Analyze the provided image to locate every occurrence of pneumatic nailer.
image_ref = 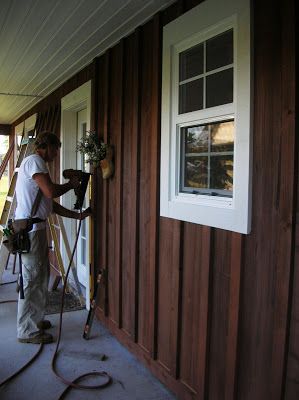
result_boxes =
[63,169,91,209]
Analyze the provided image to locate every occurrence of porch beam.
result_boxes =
[0,124,11,135]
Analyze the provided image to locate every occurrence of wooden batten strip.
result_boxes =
[98,50,111,317]
[137,18,161,354]
[118,40,125,329]
[156,218,185,377]
[174,221,184,378]
[89,59,99,297]
[270,0,296,396]
[107,41,124,328]
[95,57,105,313]
[120,27,142,342]
[152,12,162,360]
[197,225,212,399]
[103,50,110,317]
[133,27,141,343]
[178,224,213,396]
[225,233,243,400]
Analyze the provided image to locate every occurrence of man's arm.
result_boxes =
[33,173,79,199]
[53,201,92,220]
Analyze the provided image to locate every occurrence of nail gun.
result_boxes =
[63,169,91,209]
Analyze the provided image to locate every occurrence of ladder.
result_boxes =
[0,137,85,307]
[0,138,34,282]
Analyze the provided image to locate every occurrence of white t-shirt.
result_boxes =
[14,154,53,231]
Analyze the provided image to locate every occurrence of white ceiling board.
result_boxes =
[0,0,175,124]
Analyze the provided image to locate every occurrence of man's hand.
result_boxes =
[34,172,76,199]
[78,207,92,220]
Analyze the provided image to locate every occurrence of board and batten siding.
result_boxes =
[94,0,297,399]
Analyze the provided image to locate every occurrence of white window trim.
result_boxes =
[160,0,252,234]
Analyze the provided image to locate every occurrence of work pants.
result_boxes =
[17,229,49,339]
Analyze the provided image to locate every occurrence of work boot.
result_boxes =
[37,320,52,330]
[18,332,54,344]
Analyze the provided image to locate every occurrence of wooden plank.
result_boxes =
[225,233,243,400]
[237,1,296,399]
[96,51,110,315]
[121,29,141,340]
[89,59,98,300]
[179,224,211,396]
[207,229,232,400]
[284,43,299,395]
[270,0,296,398]
[151,13,162,360]
[285,195,299,399]
[137,16,160,355]
[157,218,182,375]
[107,42,124,327]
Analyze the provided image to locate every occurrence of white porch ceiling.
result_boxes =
[0,0,174,124]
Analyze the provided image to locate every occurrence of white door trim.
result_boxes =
[60,81,91,309]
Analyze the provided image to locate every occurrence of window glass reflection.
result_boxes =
[184,156,208,189]
[179,43,204,81]
[206,29,233,72]
[178,29,234,114]
[179,79,203,114]
[180,120,234,196]
[210,155,233,191]
[210,121,234,152]
[206,68,233,108]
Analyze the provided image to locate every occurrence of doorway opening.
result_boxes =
[61,81,91,309]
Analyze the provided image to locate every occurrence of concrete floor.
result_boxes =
[0,264,176,400]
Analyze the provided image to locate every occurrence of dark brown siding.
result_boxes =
[237,1,296,399]
[94,1,296,399]
[137,15,161,356]
[284,2,299,392]
[285,157,299,400]
[121,30,141,339]
[107,42,124,327]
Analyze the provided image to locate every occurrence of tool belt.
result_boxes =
[3,217,45,254]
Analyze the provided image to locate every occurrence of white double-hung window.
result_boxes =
[160,0,252,233]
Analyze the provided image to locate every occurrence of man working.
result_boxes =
[15,131,91,344]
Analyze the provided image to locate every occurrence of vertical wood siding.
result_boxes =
[137,16,160,355]
[107,42,124,327]
[284,0,298,390]
[121,30,140,339]
[94,1,296,399]
[285,155,299,400]
[237,1,296,399]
